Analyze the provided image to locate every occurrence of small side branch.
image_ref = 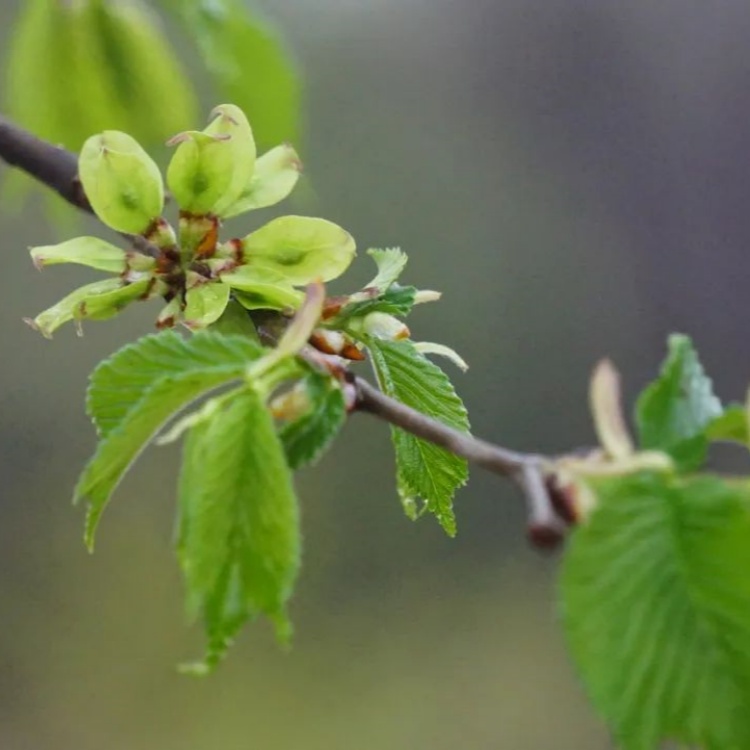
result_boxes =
[0,113,570,546]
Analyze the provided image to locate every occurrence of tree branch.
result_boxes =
[0,113,570,546]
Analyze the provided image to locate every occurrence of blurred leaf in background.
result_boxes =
[2,0,300,221]
[160,0,301,150]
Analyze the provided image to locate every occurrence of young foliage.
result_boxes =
[161,0,301,150]
[278,370,347,470]
[177,387,300,674]
[367,339,469,535]
[561,471,750,750]
[635,334,723,471]
[24,102,471,672]
[706,404,749,445]
[77,332,265,549]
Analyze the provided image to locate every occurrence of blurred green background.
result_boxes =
[3,1,750,747]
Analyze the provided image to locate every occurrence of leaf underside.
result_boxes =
[561,471,750,750]
[367,338,469,535]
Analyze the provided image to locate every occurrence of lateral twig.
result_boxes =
[0,113,569,545]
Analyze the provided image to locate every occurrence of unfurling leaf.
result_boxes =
[30,236,129,273]
[367,338,469,535]
[635,334,722,471]
[413,342,468,372]
[361,311,410,341]
[279,371,347,470]
[365,247,407,291]
[177,387,300,673]
[78,130,164,234]
[167,103,256,216]
[236,216,356,285]
[222,143,302,218]
[561,471,750,749]
[590,359,634,460]
[335,284,417,322]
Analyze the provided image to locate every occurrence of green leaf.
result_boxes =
[339,284,417,322]
[561,471,750,749]
[183,282,231,330]
[87,330,263,438]
[279,371,347,470]
[177,387,300,672]
[79,130,165,234]
[635,334,722,471]
[222,143,302,218]
[77,332,266,547]
[706,404,749,445]
[163,0,300,151]
[365,248,408,291]
[87,0,198,145]
[367,339,469,535]
[237,215,356,285]
[210,298,261,340]
[29,236,129,273]
[3,0,197,220]
[4,0,68,150]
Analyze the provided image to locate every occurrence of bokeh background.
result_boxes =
[2,1,750,747]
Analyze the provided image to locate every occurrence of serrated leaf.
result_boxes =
[706,404,749,445]
[561,471,750,749]
[635,334,722,471]
[79,333,265,544]
[177,387,300,672]
[183,282,231,330]
[367,339,469,535]
[222,143,302,218]
[365,248,407,290]
[30,236,129,273]
[339,284,417,322]
[237,215,356,285]
[87,330,263,438]
[77,342,261,550]
[279,371,346,470]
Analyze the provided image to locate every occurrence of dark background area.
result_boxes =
[2,1,749,747]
